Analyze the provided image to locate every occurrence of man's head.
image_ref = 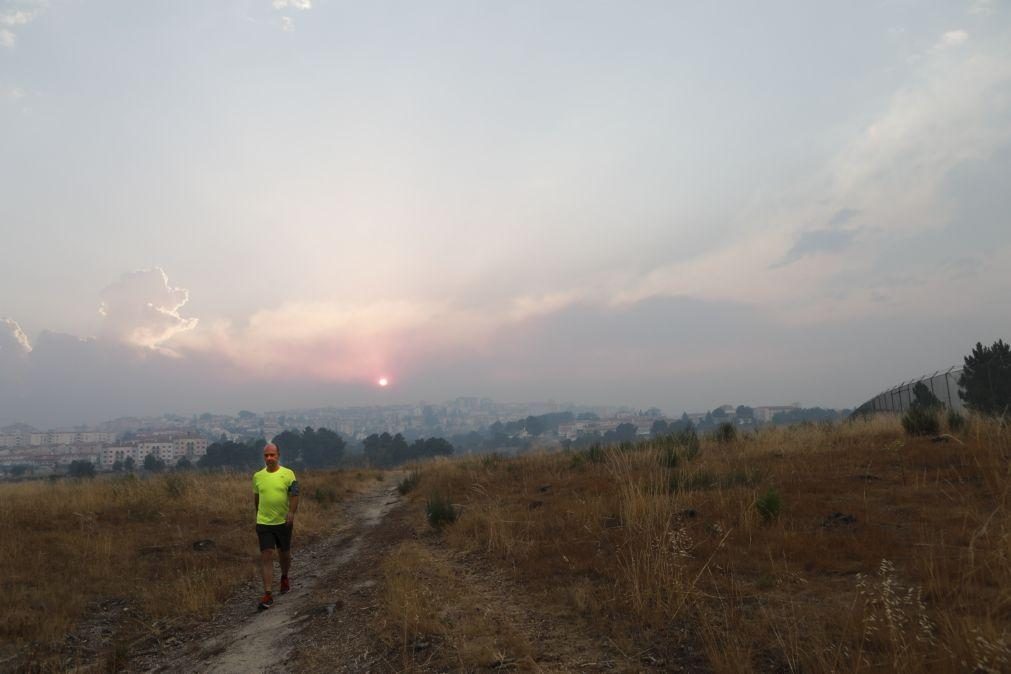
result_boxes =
[263,443,280,471]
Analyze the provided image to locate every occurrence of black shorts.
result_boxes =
[256,523,293,552]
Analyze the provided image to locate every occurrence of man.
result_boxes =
[253,442,299,611]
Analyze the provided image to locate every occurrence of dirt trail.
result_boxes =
[133,477,402,674]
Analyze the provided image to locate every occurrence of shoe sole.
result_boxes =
[257,603,273,611]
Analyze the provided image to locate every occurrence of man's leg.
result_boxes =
[279,549,291,578]
[260,548,274,593]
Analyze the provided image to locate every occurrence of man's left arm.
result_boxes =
[286,478,299,525]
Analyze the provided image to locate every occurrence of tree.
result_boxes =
[238,410,257,419]
[736,405,754,420]
[112,459,124,472]
[176,456,193,470]
[144,454,166,472]
[910,382,942,412]
[124,456,136,471]
[68,460,95,478]
[958,340,1011,416]
[650,419,669,437]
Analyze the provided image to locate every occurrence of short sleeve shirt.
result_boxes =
[253,466,298,525]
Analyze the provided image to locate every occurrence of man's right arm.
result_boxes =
[253,493,259,515]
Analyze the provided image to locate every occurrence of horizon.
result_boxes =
[2,1,1009,428]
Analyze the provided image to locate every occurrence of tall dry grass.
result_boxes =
[399,414,1010,672]
[0,468,377,668]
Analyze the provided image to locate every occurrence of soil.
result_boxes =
[128,474,669,673]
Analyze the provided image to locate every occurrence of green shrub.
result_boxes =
[756,488,782,523]
[569,452,586,470]
[397,471,421,495]
[947,409,967,433]
[714,422,737,444]
[311,486,339,508]
[163,473,189,498]
[426,492,458,528]
[902,406,941,436]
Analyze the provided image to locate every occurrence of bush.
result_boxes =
[67,460,95,479]
[397,471,421,495]
[756,487,782,523]
[714,422,737,444]
[311,486,339,508]
[902,407,941,436]
[426,492,458,528]
[947,409,967,433]
[163,473,189,498]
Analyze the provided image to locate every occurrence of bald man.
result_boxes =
[252,442,299,611]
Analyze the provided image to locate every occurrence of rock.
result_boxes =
[528,500,544,510]
[192,539,216,552]
[538,484,552,493]
[823,512,857,527]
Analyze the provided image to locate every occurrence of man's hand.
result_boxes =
[285,511,295,526]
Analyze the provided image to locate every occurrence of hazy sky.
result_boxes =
[2,1,1010,427]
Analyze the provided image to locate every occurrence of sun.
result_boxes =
[377,377,389,387]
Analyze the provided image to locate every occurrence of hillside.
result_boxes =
[2,414,1007,672]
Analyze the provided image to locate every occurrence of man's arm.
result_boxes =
[253,493,259,515]
[286,495,298,526]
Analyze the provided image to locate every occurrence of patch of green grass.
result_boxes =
[397,471,421,495]
[755,487,782,523]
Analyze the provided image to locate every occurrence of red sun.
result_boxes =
[377,377,389,387]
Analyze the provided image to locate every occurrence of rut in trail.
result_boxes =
[132,478,402,674]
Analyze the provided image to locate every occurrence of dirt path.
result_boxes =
[131,477,403,673]
[130,474,677,673]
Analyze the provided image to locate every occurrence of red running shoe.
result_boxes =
[280,576,291,594]
[257,593,274,611]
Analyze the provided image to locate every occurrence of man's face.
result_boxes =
[263,446,279,470]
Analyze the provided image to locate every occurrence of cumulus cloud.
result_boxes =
[279,15,294,32]
[98,268,198,353]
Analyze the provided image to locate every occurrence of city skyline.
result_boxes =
[2,1,1010,427]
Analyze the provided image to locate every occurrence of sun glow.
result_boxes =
[377,377,389,387]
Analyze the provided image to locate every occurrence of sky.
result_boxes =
[1,0,1010,428]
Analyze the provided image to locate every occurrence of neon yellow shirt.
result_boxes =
[252,466,298,525]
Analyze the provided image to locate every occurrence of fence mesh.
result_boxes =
[855,366,965,415]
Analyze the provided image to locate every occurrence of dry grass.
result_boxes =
[378,541,534,671]
[0,467,380,668]
[395,414,1010,672]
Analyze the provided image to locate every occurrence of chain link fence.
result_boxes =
[855,366,965,415]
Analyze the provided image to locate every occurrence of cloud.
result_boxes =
[0,2,44,49]
[969,0,995,16]
[0,318,32,355]
[98,268,198,353]
[280,15,294,32]
[774,228,858,268]
[611,29,1011,325]
[936,30,969,50]
[272,0,311,9]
